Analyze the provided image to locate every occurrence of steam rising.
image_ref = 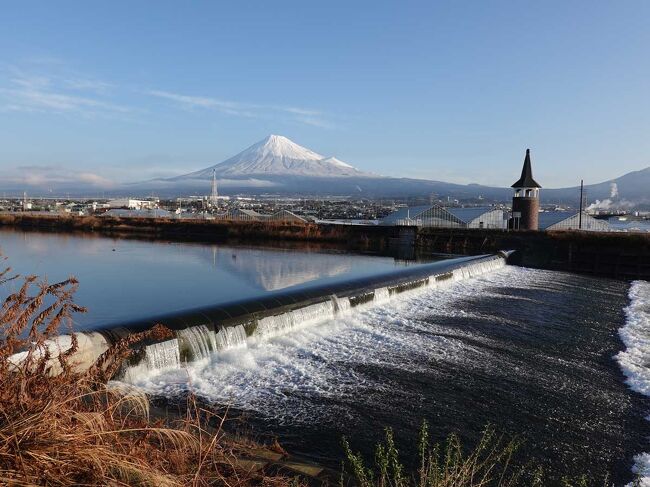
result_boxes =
[586,182,633,211]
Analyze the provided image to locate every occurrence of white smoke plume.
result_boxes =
[586,181,635,211]
[587,199,634,211]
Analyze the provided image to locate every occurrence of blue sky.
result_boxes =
[1,0,649,189]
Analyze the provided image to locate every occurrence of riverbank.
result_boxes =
[0,212,390,249]
[1,212,650,279]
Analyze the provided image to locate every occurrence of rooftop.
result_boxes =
[511,149,542,189]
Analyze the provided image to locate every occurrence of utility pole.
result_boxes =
[578,179,584,230]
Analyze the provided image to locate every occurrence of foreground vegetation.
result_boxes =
[342,422,631,487]
[0,251,295,486]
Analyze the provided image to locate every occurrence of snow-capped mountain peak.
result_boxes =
[249,134,323,161]
[176,135,373,179]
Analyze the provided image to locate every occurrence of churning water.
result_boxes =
[616,281,650,484]
[121,266,650,485]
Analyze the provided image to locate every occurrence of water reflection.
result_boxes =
[208,246,354,291]
[0,229,419,329]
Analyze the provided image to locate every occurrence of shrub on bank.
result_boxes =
[342,421,637,487]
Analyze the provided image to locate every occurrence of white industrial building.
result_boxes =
[538,211,610,231]
[215,208,265,221]
[380,205,507,229]
[267,209,307,223]
[107,198,157,210]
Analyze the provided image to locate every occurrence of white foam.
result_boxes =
[117,257,503,380]
[117,264,525,424]
[616,280,650,485]
[632,452,650,487]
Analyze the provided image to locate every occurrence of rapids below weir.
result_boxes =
[118,264,650,485]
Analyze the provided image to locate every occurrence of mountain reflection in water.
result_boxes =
[0,229,433,329]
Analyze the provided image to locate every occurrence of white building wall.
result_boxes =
[547,213,610,231]
[107,199,156,210]
[466,210,507,229]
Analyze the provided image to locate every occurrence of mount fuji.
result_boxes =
[142,134,493,197]
[171,135,373,179]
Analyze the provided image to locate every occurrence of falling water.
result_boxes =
[121,255,506,381]
[331,295,351,314]
[177,325,217,362]
[145,339,181,369]
[255,301,335,339]
[214,324,248,350]
[374,287,390,303]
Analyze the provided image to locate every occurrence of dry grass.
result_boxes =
[342,423,526,487]
[0,250,297,486]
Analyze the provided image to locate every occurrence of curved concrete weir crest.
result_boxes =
[13,253,510,376]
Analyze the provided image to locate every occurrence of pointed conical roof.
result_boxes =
[511,149,541,188]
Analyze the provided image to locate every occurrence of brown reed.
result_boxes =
[0,250,296,486]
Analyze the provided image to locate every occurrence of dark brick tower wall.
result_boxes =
[512,196,540,230]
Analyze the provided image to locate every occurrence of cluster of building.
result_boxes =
[378,149,612,232]
[3,151,645,232]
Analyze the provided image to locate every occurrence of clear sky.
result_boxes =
[1,0,649,189]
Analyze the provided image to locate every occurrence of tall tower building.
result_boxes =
[209,169,218,208]
[511,149,541,230]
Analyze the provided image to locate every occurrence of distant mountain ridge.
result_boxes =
[2,134,648,207]
[148,135,648,206]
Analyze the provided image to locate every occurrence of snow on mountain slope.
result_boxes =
[175,135,374,179]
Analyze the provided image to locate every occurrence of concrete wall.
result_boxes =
[416,227,650,280]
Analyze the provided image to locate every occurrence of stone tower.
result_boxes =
[511,149,541,230]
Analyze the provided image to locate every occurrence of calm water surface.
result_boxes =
[0,229,421,329]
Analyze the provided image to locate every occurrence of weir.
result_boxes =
[20,253,509,376]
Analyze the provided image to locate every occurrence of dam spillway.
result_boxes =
[53,253,508,378]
